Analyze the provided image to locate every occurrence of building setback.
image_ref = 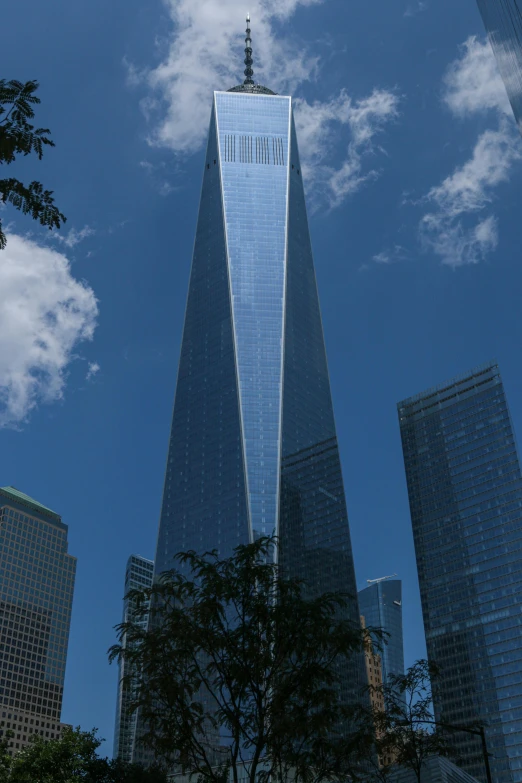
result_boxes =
[397,362,522,783]
[475,0,522,134]
[151,13,366,725]
[0,486,76,754]
[113,554,154,763]
[358,578,405,687]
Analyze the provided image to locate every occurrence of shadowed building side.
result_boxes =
[398,362,522,783]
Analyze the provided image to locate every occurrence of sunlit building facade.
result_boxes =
[0,486,76,755]
[476,0,522,133]
[152,16,365,723]
[358,578,405,687]
[398,362,522,783]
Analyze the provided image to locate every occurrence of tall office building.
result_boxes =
[0,486,76,755]
[114,554,154,763]
[476,0,522,133]
[153,15,365,703]
[358,578,405,687]
[398,362,522,783]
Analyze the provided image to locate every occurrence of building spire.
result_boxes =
[243,13,254,85]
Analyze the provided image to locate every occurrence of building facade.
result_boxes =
[398,362,522,783]
[152,15,365,717]
[476,0,522,134]
[0,486,76,755]
[359,578,405,687]
[113,554,154,763]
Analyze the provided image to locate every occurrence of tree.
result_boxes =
[368,660,454,783]
[109,537,375,783]
[0,733,13,783]
[0,79,66,249]
[7,726,166,783]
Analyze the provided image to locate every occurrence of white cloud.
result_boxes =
[443,36,512,118]
[51,225,95,248]
[0,234,98,427]
[138,0,322,155]
[373,245,408,264]
[418,37,522,267]
[131,0,398,207]
[420,124,521,266]
[293,88,400,209]
[86,362,100,381]
[404,1,428,18]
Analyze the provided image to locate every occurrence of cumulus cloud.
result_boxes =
[293,88,400,209]
[443,36,512,118]
[132,0,398,206]
[420,124,521,266]
[138,0,322,155]
[0,234,98,427]
[86,362,100,381]
[418,37,522,267]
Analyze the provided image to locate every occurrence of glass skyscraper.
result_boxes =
[114,554,154,763]
[0,486,76,755]
[153,18,365,704]
[398,362,522,783]
[476,0,522,133]
[358,578,405,687]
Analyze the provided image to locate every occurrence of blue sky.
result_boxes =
[2,0,522,758]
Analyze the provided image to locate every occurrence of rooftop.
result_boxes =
[0,486,61,522]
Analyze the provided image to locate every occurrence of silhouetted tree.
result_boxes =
[0,79,66,249]
[368,660,453,783]
[109,537,376,783]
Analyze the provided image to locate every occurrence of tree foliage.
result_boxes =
[0,79,66,249]
[109,537,375,783]
[0,726,166,783]
[367,660,454,783]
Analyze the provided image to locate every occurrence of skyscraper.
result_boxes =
[358,578,405,687]
[114,554,154,763]
[0,486,76,755]
[476,0,522,133]
[153,16,365,701]
[397,362,522,783]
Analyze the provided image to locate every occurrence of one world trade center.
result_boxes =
[151,17,365,710]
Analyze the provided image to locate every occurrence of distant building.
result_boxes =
[389,756,482,783]
[358,578,405,687]
[113,554,154,763]
[0,486,76,755]
[398,362,522,783]
[361,614,385,711]
[361,613,396,769]
[476,0,522,134]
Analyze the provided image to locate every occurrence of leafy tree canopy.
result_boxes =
[0,79,66,249]
[0,726,166,783]
[109,537,377,783]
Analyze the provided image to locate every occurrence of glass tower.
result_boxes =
[114,554,154,763]
[358,578,405,687]
[476,0,522,134]
[0,486,76,755]
[153,18,365,704]
[398,362,522,783]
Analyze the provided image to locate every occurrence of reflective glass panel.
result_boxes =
[398,363,522,783]
[215,91,290,540]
